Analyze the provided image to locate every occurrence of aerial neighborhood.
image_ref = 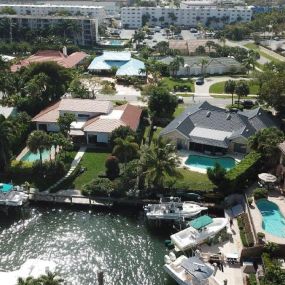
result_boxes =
[1,0,285,284]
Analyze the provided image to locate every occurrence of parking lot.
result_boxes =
[119,28,205,47]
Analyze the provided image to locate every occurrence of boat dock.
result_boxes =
[27,191,216,209]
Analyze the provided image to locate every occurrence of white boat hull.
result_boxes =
[171,218,228,251]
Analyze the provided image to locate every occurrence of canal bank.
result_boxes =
[0,206,177,285]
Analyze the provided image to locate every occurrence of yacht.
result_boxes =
[171,215,228,251]
[144,197,208,221]
[0,184,28,206]
[164,253,220,285]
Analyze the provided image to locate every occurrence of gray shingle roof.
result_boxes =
[160,101,279,148]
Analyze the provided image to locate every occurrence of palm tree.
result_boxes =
[0,115,14,171]
[112,135,139,166]
[27,130,51,166]
[141,137,182,189]
[224,80,236,106]
[205,40,216,53]
[199,58,209,76]
[38,271,64,285]
[169,56,184,77]
[17,276,40,285]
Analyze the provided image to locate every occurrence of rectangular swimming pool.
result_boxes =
[185,154,236,170]
[21,147,54,163]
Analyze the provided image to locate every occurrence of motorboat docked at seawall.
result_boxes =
[0,259,56,285]
[0,183,29,206]
[144,197,208,221]
[164,253,220,285]
[171,215,228,251]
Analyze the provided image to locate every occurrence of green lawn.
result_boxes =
[161,77,194,92]
[176,93,193,97]
[209,80,259,95]
[73,149,110,189]
[173,168,214,191]
[173,106,185,118]
[244,43,282,63]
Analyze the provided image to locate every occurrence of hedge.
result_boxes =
[237,213,254,247]
[8,160,33,177]
[246,274,258,285]
[225,151,262,192]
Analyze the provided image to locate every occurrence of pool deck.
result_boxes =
[247,188,285,245]
[178,150,243,174]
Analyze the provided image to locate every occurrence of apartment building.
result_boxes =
[0,4,106,22]
[0,15,98,46]
[121,6,252,28]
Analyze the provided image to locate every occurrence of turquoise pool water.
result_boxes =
[0,183,13,193]
[256,199,285,238]
[21,147,53,162]
[185,154,236,170]
[109,39,125,46]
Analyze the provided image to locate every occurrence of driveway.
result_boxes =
[194,76,249,97]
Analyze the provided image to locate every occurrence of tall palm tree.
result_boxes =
[224,80,236,106]
[112,135,139,166]
[199,58,209,76]
[27,130,51,166]
[169,56,184,77]
[141,137,182,189]
[38,271,64,285]
[0,115,14,171]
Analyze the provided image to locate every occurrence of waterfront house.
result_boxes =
[160,101,277,154]
[158,56,243,76]
[32,99,142,144]
[11,49,88,72]
[88,51,146,77]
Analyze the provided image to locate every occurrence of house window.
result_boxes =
[78,114,90,118]
[88,135,97,144]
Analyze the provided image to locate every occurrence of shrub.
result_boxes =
[246,274,257,285]
[105,156,120,180]
[237,213,254,247]
[225,151,262,192]
[82,178,114,197]
[248,197,253,205]
[207,163,227,188]
[253,188,268,200]
[257,232,265,239]
[8,160,33,177]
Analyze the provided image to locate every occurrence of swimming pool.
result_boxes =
[0,183,13,193]
[185,154,236,170]
[21,147,53,163]
[101,39,126,46]
[256,199,285,238]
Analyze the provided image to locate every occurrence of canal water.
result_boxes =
[0,207,177,285]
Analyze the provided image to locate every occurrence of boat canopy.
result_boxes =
[181,256,214,280]
[189,215,213,230]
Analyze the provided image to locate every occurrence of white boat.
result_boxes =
[0,259,56,285]
[164,253,221,285]
[144,197,208,221]
[171,215,228,251]
[0,190,28,206]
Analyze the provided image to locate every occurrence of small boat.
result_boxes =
[144,197,208,221]
[164,253,219,285]
[171,215,228,251]
[0,184,28,207]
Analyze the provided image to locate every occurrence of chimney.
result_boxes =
[63,46,67,57]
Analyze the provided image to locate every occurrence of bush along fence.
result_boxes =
[237,213,255,247]
[225,151,262,192]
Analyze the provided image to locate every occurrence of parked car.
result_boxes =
[190,28,198,33]
[196,77,204,85]
[177,96,184,103]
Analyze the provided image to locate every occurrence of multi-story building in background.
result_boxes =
[0,4,106,22]
[121,6,252,28]
[0,14,98,46]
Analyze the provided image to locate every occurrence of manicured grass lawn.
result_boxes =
[244,43,282,63]
[173,168,214,191]
[161,77,195,92]
[173,106,185,117]
[73,149,110,189]
[176,93,193,97]
[209,80,259,95]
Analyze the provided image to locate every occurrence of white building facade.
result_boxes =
[0,4,106,22]
[121,6,252,28]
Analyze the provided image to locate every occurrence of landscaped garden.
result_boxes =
[209,80,259,95]
[161,77,194,93]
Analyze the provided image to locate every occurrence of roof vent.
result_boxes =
[226,114,231,120]
[206,111,211,117]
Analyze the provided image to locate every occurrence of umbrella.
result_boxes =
[258,173,277,183]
